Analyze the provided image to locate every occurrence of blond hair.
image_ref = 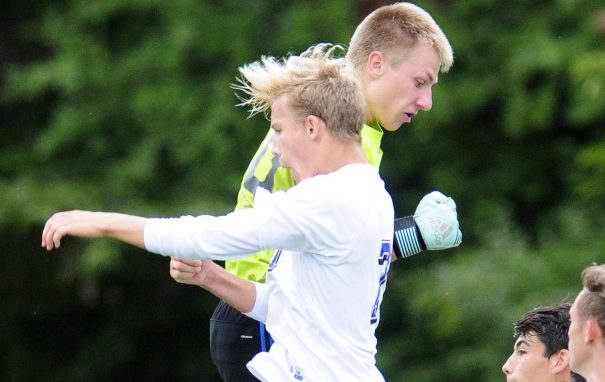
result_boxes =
[578,264,605,332]
[233,44,366,142]
[346,2,453,73]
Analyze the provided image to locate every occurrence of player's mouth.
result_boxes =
[403,112,415,123]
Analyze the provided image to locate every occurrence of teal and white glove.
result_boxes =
[413,191,462,250]
[392,191,462,260]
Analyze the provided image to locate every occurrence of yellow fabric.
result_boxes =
[225,122,384,281]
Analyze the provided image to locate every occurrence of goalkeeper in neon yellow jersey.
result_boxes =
[207,3,462,382]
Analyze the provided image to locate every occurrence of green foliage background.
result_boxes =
[1,0,604,381]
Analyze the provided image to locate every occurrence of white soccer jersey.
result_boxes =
[144,163,394,382]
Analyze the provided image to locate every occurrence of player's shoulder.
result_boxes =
[295,164,383,205]
[331,163,382,188]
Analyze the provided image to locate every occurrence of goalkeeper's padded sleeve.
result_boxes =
[392,215,426,259]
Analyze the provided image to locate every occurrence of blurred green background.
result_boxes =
[2,0,605,381]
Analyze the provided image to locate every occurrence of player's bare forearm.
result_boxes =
[170,257,256,314]
[205,264,257,314]
[42,210,146,250]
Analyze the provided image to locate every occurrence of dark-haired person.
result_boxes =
[502,303,585,382]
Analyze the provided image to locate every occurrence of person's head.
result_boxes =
[569,264,605,379]
[502,303,585,382]
[234,44,366,181]
[346,2,453,131]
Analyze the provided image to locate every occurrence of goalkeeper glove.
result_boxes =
[392,191,462,259]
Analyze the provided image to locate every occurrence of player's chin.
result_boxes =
[382,121,404,132]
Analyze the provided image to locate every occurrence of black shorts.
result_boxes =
[209,300,272,382]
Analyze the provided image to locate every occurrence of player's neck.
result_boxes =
[313,141,367,176]
[580,353,605,382]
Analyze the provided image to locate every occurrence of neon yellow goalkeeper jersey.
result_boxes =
[225,122,384,282]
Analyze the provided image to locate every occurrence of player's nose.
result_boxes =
[417,89,433,111]
[270,142,280,157]
[501,355,514,375]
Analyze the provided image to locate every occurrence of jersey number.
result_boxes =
[370,240,391,324]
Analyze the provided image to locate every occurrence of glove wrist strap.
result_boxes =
[393,216,426,259]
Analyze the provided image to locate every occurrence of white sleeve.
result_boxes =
[143,182,346,260]
[144,209,269,260]
[244,281,269,322]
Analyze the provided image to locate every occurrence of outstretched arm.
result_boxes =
[41,211,261,316]
[42,208,268,261]
[170,257,258,316]
[42,210,147,251]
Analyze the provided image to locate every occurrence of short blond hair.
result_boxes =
[346,2,453,73]
[233,44,365,143]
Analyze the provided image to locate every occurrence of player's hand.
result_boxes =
[42,210,105,251]
[414,191,462,250]
[170,257,214,287]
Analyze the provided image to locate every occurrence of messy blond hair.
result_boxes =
[232,44,365,143]
[346,2,453,73]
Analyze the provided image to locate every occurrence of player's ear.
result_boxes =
[367,51,385,78]
[586,318,602,343]
[305,115,324,139]
[550,349,570,375]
